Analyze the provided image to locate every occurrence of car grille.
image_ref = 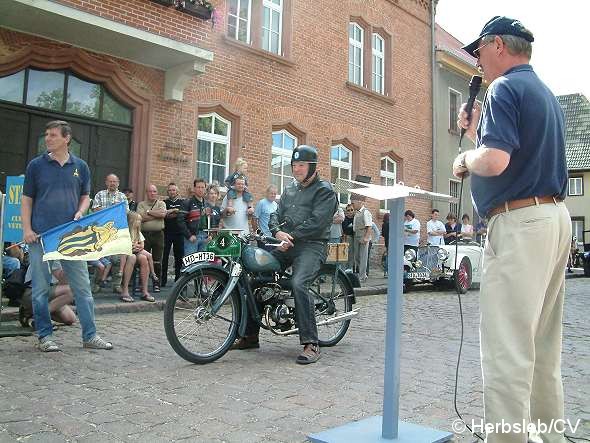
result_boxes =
[417,246,441,271]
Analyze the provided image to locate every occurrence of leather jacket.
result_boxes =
[269,175,338,242]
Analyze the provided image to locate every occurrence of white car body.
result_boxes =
[403,241,484,291]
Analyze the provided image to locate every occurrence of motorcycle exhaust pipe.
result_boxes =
[268,310,359,336]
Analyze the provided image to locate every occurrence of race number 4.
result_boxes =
[182,252,215,267]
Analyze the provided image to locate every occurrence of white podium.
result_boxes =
[309,181,456,443]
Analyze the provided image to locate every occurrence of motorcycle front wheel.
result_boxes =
[310,267,353,347]
[164,267,240,364]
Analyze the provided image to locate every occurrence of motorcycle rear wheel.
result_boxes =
[164,268,240,364]
[311,267,353,347]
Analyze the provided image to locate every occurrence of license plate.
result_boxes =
[406,271,430,280]
[182,252,215,267]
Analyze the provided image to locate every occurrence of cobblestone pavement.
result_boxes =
[0,279,588,442]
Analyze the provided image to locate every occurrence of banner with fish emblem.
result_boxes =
[41,201,132,261]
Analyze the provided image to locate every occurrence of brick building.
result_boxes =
[0,0,433,222]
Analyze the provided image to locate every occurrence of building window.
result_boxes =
[271,129,297,192]
[196,113,230,185]
[262,0,282,55]
[227,0,251,43]
[372,34,384,94]
[0,68,132,125]
[571,218,585,245]
[331,145,352,205]
[379,157,397,211]
[568,176,583,196]
[449,179,460,215]
[348,22,363,86]
[449,88,462,133]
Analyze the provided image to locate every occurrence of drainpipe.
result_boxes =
[431,0,438,195]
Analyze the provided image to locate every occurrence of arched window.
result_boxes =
[380,156,397,211]
[196,113,231,185]
[348,22,364,86]
[331,144,353,204]
[271,129,297,192]
[0,68,132,125]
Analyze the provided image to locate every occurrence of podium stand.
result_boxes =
[309,182,455,443]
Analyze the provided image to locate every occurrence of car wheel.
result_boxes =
[454,257,472,294]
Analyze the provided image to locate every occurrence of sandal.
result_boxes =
[296,343,321,365]
[141,294,155,303]
[119,294,134,303]
[151,274,161,293]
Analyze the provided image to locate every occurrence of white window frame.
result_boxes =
[196,113,231,186]
[449,179,460,216]
[449,88,462,132]
[331,144,353,205]
[227,0,252,44]
[348,22,363,86]
[271,129,297,194]
[262,0,283,55]
[372,33,385,94]
[568,176,583,196]
[571,219,584,246]
[379,156,397,211]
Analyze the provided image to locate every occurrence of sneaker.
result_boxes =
[39,337,61,352]
[98,280,108,288]
[83,335,113,350]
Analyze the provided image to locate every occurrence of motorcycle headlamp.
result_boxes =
[437,248,449,261]
[404,249,417,261]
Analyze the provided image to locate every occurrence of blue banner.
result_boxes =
[41,201,132,261]
[2,176,25,243]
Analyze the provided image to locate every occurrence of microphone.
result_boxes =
[459,75,482,146]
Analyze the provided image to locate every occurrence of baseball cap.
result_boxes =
[462,16,534,57]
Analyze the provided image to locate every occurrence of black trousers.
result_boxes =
[161,232,184,286]
[244,241,327,345]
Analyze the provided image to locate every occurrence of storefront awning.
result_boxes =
[0,0,214,101]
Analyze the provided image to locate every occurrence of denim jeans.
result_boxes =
[245,240,327,344]
[29,242,97,341]
[183,232,209,256]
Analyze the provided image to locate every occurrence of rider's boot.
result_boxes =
[230,335,260,350]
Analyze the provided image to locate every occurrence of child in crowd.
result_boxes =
[125,212,155,302]
[224,157,253,213]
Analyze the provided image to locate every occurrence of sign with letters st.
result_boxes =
[2,176,25,243]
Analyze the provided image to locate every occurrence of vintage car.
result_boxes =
[403,241,484,293]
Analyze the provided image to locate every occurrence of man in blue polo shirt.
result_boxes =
[453,17,570,443]
[22,120,112,353]
[253,185,278,236]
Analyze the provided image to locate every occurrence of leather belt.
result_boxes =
[487,195,563,218]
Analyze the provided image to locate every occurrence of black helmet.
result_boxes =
[291,145,318,182]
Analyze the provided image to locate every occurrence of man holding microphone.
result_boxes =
[453,17,570,443]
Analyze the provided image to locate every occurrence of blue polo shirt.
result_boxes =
[23,152,91,233]
[254,198,278,236]
[471,64,567,217]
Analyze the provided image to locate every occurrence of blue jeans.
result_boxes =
[183,232,209,255]
[29,242,97,341]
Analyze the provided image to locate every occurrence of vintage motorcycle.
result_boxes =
[164,230,359,364]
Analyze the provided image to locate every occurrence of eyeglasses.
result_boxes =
[473,41,492,59]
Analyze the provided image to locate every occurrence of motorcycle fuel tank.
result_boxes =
[241,245,282,273]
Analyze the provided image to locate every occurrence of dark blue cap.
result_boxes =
[462,16,534,57]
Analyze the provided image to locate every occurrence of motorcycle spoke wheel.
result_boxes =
[164,268,239,364]
[310,268,353,347]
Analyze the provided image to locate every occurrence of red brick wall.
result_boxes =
[1,0,433,228]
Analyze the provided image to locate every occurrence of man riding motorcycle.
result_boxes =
[230,145,338,364]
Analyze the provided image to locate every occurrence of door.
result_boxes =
[0,108,29,193]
